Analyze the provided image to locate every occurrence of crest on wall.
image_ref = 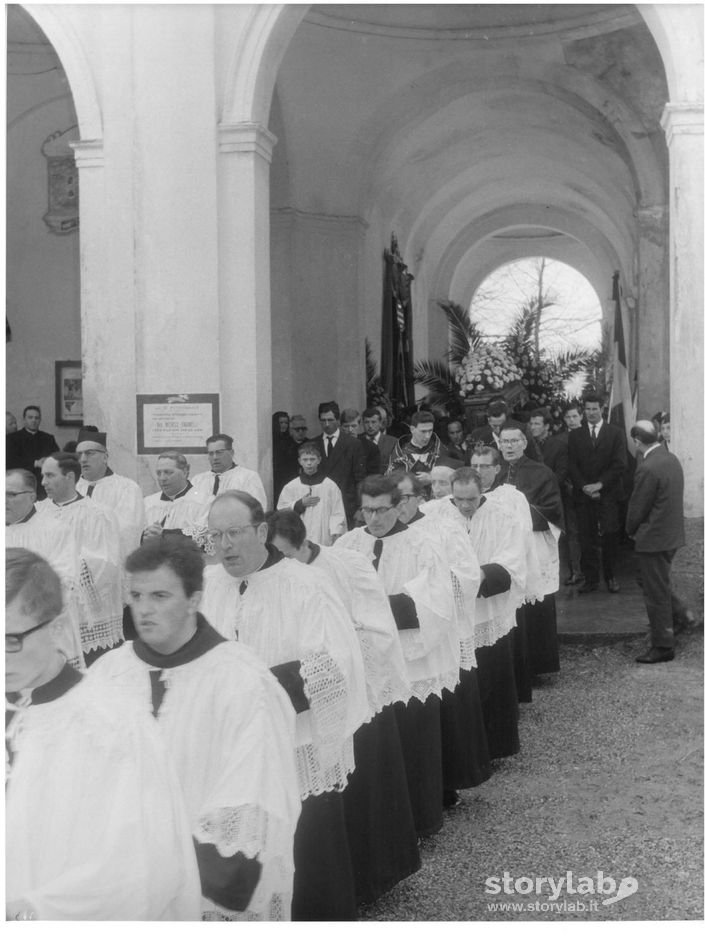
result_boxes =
[41,126,79,235]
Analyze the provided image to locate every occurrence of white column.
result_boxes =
[661,103,704,517]
[635,204,669,418]
[217,123,276,499]
[72,137,141,482]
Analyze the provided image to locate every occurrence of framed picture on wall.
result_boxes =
[55,360,83,426]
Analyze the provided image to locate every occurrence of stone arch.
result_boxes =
[637,3,703,102]
[22,4,102,140]
[220,4,310,126]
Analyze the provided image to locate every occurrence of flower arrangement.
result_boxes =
[519,358,564,407]
[455,344,523,398]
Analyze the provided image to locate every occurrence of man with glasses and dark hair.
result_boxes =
[496,427,564,681]
[201,490,367,921]
[336,475,458,841]
[5,547,202,921]
[190,434,267,509]
[75,427,145,556]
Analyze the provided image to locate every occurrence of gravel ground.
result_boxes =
[359,628,703,922]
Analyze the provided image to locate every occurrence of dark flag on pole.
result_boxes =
[607,271,638,456]
[380,233,415,414]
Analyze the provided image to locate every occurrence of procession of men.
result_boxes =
[5,396,690,920]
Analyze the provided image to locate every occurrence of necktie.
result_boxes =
[372,539,383,571]
[239,580,248,596]
[212,474,220,495]
[86,484,95,497]
[591,426,597,447]
[326,436,334,457]
[149,670,168,718]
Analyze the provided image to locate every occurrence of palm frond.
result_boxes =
[506,303,537,351]
[435,300,484,365]
[550,346,599,376]
[413,358,461,407]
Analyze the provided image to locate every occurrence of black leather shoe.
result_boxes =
[635,647,674,664]
[578,582,599,594]
[443,789,461,808]
[607,579,620,593]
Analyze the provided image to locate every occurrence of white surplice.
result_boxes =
[422,494,526,650]
[191,465,268,511]
[201,559,368,800]
[77,471,146,557]
[143,486,209,542]
[334,524,458,702]
[89,638,301,920]
[277,476,347,545]
[308,543,411,720]
[6,672,202,920]
[412,508,482,671]
[31,497,124,657]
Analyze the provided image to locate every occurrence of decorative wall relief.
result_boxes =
[41,126,79,234]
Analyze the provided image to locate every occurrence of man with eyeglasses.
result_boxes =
[467,446,538,703]
[273,415,310,503]
[201,490,367,921]
[496,426,564,680]
[190,434,267,510]
[75,427,145,556]
[5,547,202,920]
[335,475,458,840]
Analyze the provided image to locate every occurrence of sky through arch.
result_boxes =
[468,258,603,359]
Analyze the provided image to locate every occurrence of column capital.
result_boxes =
[218,122,277,162]
[69,139,105,169]
[661,102,704,145]
[635,204,668,225]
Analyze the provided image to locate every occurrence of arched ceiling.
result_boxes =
[272,3,669,306]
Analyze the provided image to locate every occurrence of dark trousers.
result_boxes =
[637,550,677,649]
[575,497,619,584]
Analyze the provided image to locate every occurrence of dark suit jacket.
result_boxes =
[312,432,366,523]
[537,432,569,488]
[568,422,627,503]
[626,445,685,552]
[368,433,398,473]
[6,427,60,496]
[357,435,381,476]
